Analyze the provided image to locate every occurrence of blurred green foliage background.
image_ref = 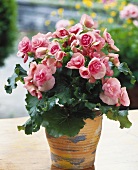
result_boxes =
[0,0,17,66]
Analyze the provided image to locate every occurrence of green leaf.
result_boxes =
[106,110,118,121]
[42,106,85,137]
[18,118,33,135]
[86,81,99,93]
[106,109,132,128]
[74,87,87,100]
[46,96,57,111]
[56,87,75,105]
[118,62,136,84]
[62,52,72,66]
[25,93,44,132]
[4,73,18,93]
[5,64,27,94]
[85,102,96,110]
[118,110,132,128]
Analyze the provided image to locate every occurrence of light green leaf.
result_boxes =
[118,110,132,128]
[106,109,132,128]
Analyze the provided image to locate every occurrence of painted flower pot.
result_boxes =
[46,115,102,169]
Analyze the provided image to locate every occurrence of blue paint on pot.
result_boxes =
[51,152,85,165]
[69,135,86,143]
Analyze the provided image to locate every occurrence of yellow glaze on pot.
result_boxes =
[46,115,102,169]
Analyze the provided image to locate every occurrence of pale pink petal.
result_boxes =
[38,76,55,92]
[79,66,91,79]
[100,92,118,105]
[120,87,130,106]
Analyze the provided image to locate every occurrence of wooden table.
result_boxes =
[0,110,138,170]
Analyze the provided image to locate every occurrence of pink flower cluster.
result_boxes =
[17,14,130,106]
[120,4,138,26]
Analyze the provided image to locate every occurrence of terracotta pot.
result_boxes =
[46,115,102,169]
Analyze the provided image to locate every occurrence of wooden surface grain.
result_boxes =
[0,110,138,170]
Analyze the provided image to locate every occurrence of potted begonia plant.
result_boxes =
[5,14,135,169]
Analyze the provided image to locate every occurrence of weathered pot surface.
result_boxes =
[46,115,102,169]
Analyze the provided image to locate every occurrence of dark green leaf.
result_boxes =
[42,106,85,137]
[5,64,27,94]
[56,88,75,105]
[74,87,87,100]
[85,102,96,110]
[18,118,33,135]
[25,93,43,132]
[118,62,136,84]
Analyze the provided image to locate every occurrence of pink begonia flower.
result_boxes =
[17,51,27,63]
[66,52,85,69]
[24,62,55,99]
[133,20,138,27]
[69,23,83,35]
[88,58,106,79]
[100,92,118,105]
[80,14,94,28]
[33,64,53,87]
[71,45,81,53]
[70,39,80,53]
[93,21,98,29]
[55,19,71,29]
[42,58,56,74]
[45,32,53,39]
[85,47,100,59]
[103,57,114,76]
[35,47,47,59]
[92,32,105,51]
[68,35,80,53]
[71,39,80,48]
[79,66,91,79]
[24,80,42,99]
[27,62,37,78]
[38,76,55,92]
[102,78,121,99]
[79,32,96,47]
[53,27,69,38]
[108,53,120,67]
[32,33,49,50]
[120,87,130,106]
[55,51,66,61]
[103,29,119,51]
[100,78,122,105]
[48,42,61,55]
[17,52,29,63]
[120,4,138,19]
[89,50,101,59]
[68,35,77,44]
[18,36,32,63]
[18,36,32,53]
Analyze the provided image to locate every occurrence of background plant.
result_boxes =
[0,0,17,66]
